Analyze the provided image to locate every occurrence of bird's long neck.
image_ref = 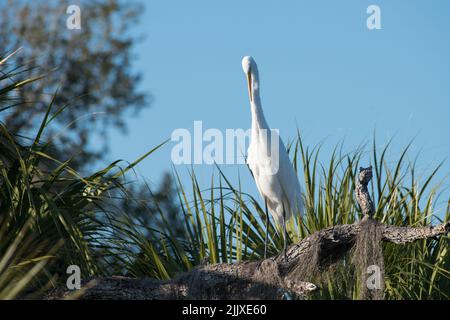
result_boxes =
[249,70,269,131]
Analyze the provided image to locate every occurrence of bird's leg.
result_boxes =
[283,206,287,262]
[264,198,269,260]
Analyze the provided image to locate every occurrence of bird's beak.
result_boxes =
[246,70,253,102]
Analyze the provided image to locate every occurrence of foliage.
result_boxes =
[0,0,147,169]
[0,52,448,299]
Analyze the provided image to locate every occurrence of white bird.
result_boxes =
[242,56,304,259]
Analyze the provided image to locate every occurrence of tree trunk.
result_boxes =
[48,167,449,300]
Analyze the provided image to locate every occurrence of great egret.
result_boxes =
[242,56,304,260]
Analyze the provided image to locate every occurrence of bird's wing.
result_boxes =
[275,136,304,217]
[247,137,286,223]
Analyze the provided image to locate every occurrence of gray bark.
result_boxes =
[47,166,448,300]
[48,220,448,300]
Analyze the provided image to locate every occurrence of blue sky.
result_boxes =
[103,0,449,214]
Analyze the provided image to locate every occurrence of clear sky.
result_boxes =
[103,0,450,214]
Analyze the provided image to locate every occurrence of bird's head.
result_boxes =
[241,56,255,74]
[242,56,259,102]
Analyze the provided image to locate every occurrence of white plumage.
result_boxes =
[242,56,304,257]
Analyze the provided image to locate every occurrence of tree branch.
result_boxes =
[47,165,448,300]
[380,222,450,244]
[355,166,375,218]
[48,220,448,300]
